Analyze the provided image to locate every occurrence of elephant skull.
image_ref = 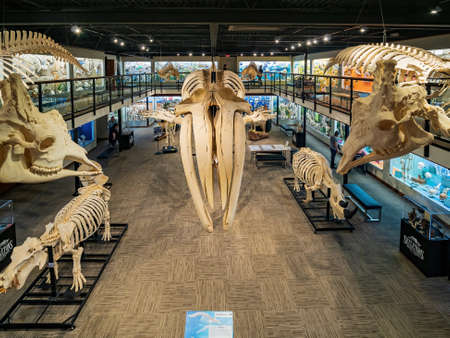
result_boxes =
[175,69,251,232]
[0,74,101,183]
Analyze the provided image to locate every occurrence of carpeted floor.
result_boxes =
[0,126,449,337]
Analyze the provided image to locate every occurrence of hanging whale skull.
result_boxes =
[0,74,101,183]
[175,69,251,232]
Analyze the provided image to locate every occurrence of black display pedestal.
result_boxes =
[119,131,134,151]
[292,131,305,148]
[399,218,448,277]
[0,223,16,272]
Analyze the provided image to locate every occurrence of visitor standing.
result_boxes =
[330,130,339,169]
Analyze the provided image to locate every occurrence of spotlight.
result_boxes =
[291,45,295,50]
[430,9,438,14]
[284,47,288,51]
[306,40,311,46]
[240,53,244,56]
[120,41,125,46]
[275,39,279,44]
[113,38,118,44]
[313,39,318,44]
[360,27,366,33]
[297,42,302,47]
[253,53,257,56]
[141,45,146,50]
[189,52,193,56]
[71,26,81,34]
[177,53,180,56]
[260,53,264,56]
[323,35,329,42]
[149,38,154,43]
[145,48,149,52]
[270,52,274,56]
[202,52,205,56]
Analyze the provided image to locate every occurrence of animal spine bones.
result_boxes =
[0,74,101,183]
[0,30,86,83]
[139,109,181,147]
[241,62,262,81]
[0,177,111,293]
[176,69,251,232]
[157,62,180,80]
[292,147,350,220]
[336,59,450,174]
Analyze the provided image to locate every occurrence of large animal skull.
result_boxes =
[176,69,251,232]
[0,237,46,293]
[337,60,450,174]
[0,74,101,183]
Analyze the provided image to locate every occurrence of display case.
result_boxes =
[245,95,274,111]
[124,99,149,128]
[154,96,181,110]
[124,61,152,75]
[400,194,449,277]
[0,200,15,272]
[391,153,449,211]
[69,121,95,148]
[239,61,291,80]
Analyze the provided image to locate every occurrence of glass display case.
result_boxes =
[155,61,216,75]
[306,109,331,137]
[74,58,105,91]
[245,95,274,111]
[293,59,310,75]
[0,200,13,232]
[154,96,181,110]
[124,61,152,75]
[69,121,95,148]
[124,99,149,128]
[0,200,15,272]
[391,153,449,211]
[312,58,339,92]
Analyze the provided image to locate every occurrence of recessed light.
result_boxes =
[275,39,279,44]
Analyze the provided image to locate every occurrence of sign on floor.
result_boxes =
[184,311,233,338]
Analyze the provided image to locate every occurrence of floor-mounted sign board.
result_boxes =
[184,311,233,338]
[0,223,16,272]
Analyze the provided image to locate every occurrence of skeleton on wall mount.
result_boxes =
[175,69,251,232]
[292,148,354,221]
[0,74,101,183]
[0,30,86,83]
[157,62,180,80]
[0,175,111,294]
[325,43,450,174]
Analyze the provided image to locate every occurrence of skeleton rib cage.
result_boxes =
[293,151,323,191]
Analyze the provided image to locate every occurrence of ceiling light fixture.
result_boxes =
[297,42,302,47]
[284,47,288,51]
[270,52,274,56]
[146,48,149,52]
[149,38,154,43]
[323,35,329,42]
[113,38,118,44]
[360,27,366,33]
[202,52,205,56]
[291,45,295,50]
[240,53,244,56]
[275,39,279,44]
[177,53,180,56]
[253,53,257,56]
[306,40,311,46]
[189,52,193,56]
[71,26,81,34]
[313,39,318,44]
[120,41,125,46]
[260,53,264,56]
[141,45,146,50]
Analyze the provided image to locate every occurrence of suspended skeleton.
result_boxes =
[324,44,450,174]
[292,148,353,220]
[241,62,262,81]
[0,74,101,183]
[139,109,181,147]
[0,30,86,84]
[175,69,251,232]
[0,175,111,293]
[157,62,180,80]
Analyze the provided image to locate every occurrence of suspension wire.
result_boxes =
[378,0,387,43]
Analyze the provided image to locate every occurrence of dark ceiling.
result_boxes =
[3,0,450,56]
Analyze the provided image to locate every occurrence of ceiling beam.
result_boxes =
[209,23,218,55]
[4,8,450,26]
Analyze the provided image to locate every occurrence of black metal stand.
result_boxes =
[0,223,127,331]
[284,178,354,233]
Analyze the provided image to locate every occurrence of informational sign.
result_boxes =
[185,311,233,338]
[0,223,16,272]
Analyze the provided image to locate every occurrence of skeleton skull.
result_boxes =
[337,60,450,174]
[0,237,46,293]
[0,74,101,183]
[176,69,251,232]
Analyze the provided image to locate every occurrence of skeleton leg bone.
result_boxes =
[70,247,86,292]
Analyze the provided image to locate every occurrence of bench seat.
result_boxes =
[255,152,286,168]
[344,183,382,222]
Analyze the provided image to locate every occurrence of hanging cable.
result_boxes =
[378,0,387,43]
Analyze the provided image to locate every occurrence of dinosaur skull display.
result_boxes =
[0,237,46,292]
[176,69,251,232]
[337,60,450,175]
[0,74,101,183]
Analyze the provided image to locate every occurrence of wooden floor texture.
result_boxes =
[0,127,449,337]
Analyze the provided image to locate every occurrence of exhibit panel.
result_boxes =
[239,61,291,80]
